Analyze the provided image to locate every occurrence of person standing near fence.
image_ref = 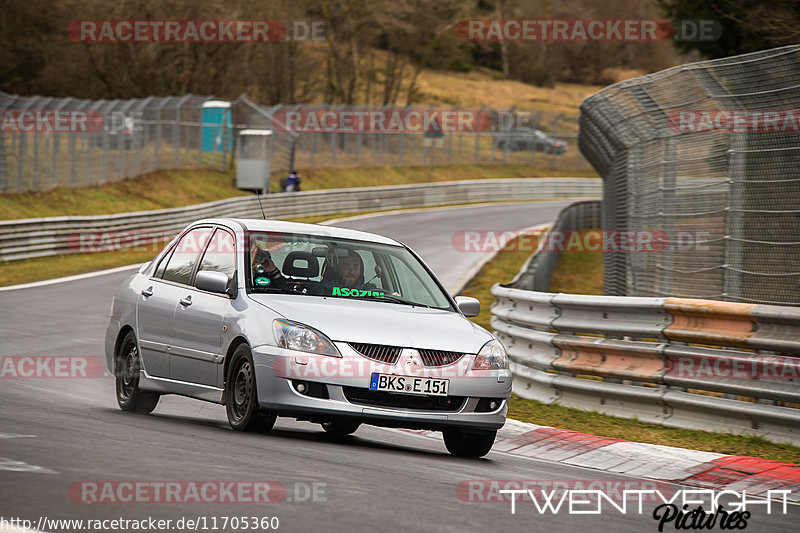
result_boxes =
[285,171,301,192]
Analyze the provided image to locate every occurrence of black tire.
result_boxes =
[115,332,160,414]
[442,428,496,458]
[321,419,361,436]
[225,344,277,433]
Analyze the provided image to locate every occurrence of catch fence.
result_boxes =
[578,45,800,306]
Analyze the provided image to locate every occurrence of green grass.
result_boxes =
[0,168,246,220]
[508,396,800,464]
[460,233,800,464]
[458,232,543,331]
[0,164,597,220]
[548,250,604,294]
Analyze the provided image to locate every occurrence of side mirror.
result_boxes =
[454,296,480,317]
[196,270,231,296]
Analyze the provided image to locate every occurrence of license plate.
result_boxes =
[369,373,449,396]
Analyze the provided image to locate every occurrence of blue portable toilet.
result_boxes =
[201,100,233,152]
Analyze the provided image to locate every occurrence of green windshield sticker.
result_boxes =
[332,287,384,298]
[255,277,271,286]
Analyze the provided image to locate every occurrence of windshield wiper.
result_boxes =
[364,293,431,308]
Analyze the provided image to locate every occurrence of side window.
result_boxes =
[161,227,213,285]
[197,229,236,282]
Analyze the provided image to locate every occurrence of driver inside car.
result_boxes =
[321,249,405,297]
[321,249,366,288]
[251,237,285,288]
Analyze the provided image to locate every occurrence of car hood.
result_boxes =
[248,293,492,353]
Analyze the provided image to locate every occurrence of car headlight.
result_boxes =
[273,319,341,357]
[472,339,508,370]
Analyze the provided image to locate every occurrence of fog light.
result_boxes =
[291,380,330,399]
[475,397,504,412]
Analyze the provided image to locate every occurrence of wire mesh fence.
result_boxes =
[0,93,233,193]
[578,45,800,306]
[0,90,589,195]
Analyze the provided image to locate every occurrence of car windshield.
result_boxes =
[247,231,453,310]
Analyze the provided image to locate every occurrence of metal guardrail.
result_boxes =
[0,178,600,262]
[491,285,800,445]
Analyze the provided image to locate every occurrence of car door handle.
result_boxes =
[141,286,153,297]
[179,296,192,307]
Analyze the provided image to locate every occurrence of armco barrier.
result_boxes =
[491,285,800,445]
[0,178,600,262]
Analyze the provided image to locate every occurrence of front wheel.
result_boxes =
[115,332,160,414]
[225,344,276,433]
[442,428,496,458]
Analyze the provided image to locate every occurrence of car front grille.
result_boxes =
[349,343,466,367]
[417,349,465,367]
[349,343,402,364]
[343,386,466,411]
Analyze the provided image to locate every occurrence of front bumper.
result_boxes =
[252,343,512,431]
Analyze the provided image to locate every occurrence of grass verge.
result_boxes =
[461,233,800,463]
[507,396,800,464]
[458,234,540,331]
[0,164,597,220]
[0,168,247,220]
[547,250,603,294]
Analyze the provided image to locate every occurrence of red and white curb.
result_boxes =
[409,419,800,502]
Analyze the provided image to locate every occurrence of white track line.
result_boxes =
[0,264,142,292]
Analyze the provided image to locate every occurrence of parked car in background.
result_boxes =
[493,129,567,154]
[91,113,143,150]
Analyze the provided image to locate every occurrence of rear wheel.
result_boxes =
[225,344,276,433]
[442,428,496,458]
[115,332,160,414]
[321,419,361,436]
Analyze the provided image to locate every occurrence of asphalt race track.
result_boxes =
[0,201,794,533]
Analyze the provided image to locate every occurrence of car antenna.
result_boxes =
[253,189,267,219]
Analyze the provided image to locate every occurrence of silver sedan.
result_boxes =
[106,218,511,457]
